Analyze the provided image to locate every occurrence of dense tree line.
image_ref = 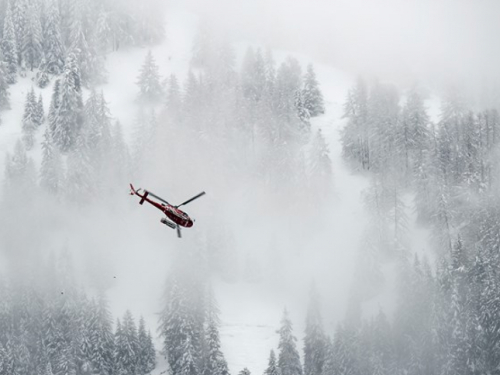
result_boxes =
[0,0,164,85]
[0,255,156,375]
[4,25,329,209]
[0,0,165,124]
[341,79,500,253]
[137,38,329,212]
[158,253,229,375]
[338,78,500,374]
[0,17,332,375]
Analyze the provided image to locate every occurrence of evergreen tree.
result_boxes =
[40,0,65,76]
[22,2,43,71]
[340,78,369,169]
[22,88,39,150]
[114,311,139,375]
[1,0,17,83]
[0,54,10,112]
[277,309,302,375]
[321,339,335,375]
[82,90,112,180]
[241,47,267,102]
[137,317,156,375]
[332,325,359,375]
[48,78,61,135]
[400,86,430,179]
[65,129,95,203]
[135,1,165,45]
[12,0,27,66]
[159,273,202,375]
[203,289,229,375]
[165,74,182,121]
[366,82,401,175]
[69,15,106,87]
[52,53,84,152]
[273,57,303,130]
[302,64,324,117]
[81,297,115,375]
[137,50,163,103]
[36,93,45,125]
[182,71,203,131]
[40,126,63,195]
[303,285,326,375]
[264,350,279,375]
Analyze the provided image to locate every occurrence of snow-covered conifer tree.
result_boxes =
[1,1,18,83]
[52,53,83,152]
[277,309,303,375]
[159,274,202,375]
[340,78,369,169]
[202,288,229,375]
[22,2,43,71]
[400,86,430,180]
[302,64,324,117]
[273,57,303,127]
[303,285,326,375]
[137,316,156,375]
[0,55,10,112]
[40,127,63,195]
[137,50,163,103]
[36,93,45,125]
[22,88,38,150]
[135,2,165,45]
[48,78,60,134]
[69,17,106,87]
[84,297,115,375]
[165,74,182,119]
[114,311,140,375]
[12,0,27,66]
[241,47,267,102]
[41,0,65,76]
[264,350,280,375]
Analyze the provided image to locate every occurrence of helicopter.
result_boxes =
[130,184,205,238]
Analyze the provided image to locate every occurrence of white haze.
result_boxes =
[177,0,500,97]
[1,0,498,374]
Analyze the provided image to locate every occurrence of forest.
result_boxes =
[1,0,500,375]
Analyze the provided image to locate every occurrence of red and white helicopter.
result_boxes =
[130,184,205,238]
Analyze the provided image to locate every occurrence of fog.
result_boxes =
[177,0,500,94]
[1,0,500,374]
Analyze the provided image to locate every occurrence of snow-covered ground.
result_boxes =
[0,5,434,375]
[102,9,370,374]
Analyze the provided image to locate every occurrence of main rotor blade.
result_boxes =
[147,191,170,205]
[176,192,206,208]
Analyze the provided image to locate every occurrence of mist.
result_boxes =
[1,0,500,375]
[177,0,500,97]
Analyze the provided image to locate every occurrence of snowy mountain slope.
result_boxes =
[100,8,372,374]
[0,5,438,375]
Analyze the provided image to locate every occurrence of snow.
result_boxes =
[98,8,198,142]
[0,5,437,375]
